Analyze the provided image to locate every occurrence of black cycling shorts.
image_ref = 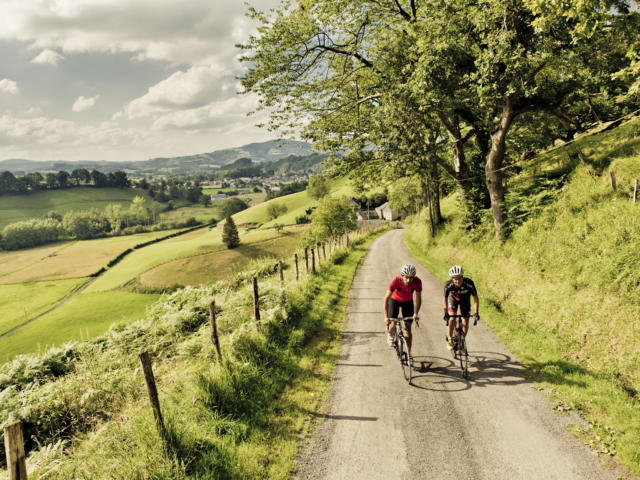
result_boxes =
[447,294,471,316]
[388,298,414,320]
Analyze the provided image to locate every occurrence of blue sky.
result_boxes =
[0,0,280,162]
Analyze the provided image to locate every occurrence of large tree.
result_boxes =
[241,0,639,239]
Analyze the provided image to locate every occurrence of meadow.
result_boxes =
[0,187,151,230]
[0,290,159,362]
[0,230,182,284]
[0,278,88,336]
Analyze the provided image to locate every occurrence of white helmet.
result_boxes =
[449,265,463,277]
[400,264,416,277]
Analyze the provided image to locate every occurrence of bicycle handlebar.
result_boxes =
[444,314,480,326]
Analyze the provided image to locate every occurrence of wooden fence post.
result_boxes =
[633,179,638,204]
[294,253,299,281]
[4,421,27,480]
[278,260,284,284]
[610,171,617,191]
[209,300,221,361]
[252,276,261,326]
[311,247,316,274]
[138,350,167,441]
[304,247,309,274]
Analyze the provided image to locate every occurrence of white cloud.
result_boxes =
[0,78,18,94]
[31,49,64,65]
[72,94,100,112]
[123,64,234,118]
[0,0,280,65]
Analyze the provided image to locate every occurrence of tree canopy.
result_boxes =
[241,0,640,239]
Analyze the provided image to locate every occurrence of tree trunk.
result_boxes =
[486,101,516,240]
[423,173,435,236]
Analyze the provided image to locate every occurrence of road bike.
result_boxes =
[445,314,479,379]
[388,317,415,384]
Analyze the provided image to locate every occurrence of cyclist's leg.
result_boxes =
[460,301,471,335]
[387,298,400,345]
[401,301,414,352]
[447,294,458,340]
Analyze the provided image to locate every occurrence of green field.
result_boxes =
[0,290,159,362]
[139,229,304,287]
[0,187,154,230]
[0,278,88,336]
[0,230,182,284]
[232,177,353,229]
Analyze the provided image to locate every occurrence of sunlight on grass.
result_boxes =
[0,278,88,335]
[0,290,159,362]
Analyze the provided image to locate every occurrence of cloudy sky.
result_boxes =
[0,0,281,162]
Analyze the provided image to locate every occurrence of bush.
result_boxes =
[1,218,64,250]
[295,214,310,224]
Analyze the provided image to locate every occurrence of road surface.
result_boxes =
[294,229,626,480]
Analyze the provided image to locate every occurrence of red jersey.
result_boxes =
[388,275,422,302]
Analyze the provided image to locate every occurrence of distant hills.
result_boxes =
[0,140,321,176]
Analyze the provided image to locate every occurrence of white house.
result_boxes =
[375,202,398,220]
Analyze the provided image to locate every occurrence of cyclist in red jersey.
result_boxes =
[384,264,422,354]
[443,265,479,350]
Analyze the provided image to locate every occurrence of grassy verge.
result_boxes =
[0,290,159,362]
[403,117,640,475]
[0,278,88,336]
[0,228,385,479]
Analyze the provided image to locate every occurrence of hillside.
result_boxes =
[404,114,640,475]
[0,140,315,177]
[0,187,151,231]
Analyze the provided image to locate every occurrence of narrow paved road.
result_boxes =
[294,229,624,480]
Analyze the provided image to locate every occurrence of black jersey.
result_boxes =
[443,277,477,301]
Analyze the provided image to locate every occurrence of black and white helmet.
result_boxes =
[400,264,416,277]
[448,265,463,277]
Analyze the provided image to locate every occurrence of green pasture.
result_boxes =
[86,227,297,293]
[159,205,221,224]
[0,290,159,362]
[0,230,182,284]
[0,278,88,336]
[0,187,153,230]
[232,177,353,229]
[139,229,304,287]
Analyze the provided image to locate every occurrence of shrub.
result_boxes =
[1,218,64,250]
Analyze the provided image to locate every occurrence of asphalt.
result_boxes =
[293,228,626,480]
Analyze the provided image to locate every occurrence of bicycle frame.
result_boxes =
[388,317,414,384]
[446,314,478,379]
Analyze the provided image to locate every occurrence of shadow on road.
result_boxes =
[305,411,379,422]
[409,351,530,391]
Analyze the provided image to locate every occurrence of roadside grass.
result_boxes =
[0,187,154,230]
[138,228,304,287]
[404,115,640,475]
[0,230,182,284]
[0,290,159,362]
[0,228,384,479]
[0,278,88,336]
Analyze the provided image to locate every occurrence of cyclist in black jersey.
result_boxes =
[443,265,479,350]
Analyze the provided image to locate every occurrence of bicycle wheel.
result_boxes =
[459,336,469,379]
[400,336,412,383]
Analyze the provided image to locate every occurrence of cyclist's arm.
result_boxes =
[414,290,422,317]
[473,295,479,315]
[383,289,392,319]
